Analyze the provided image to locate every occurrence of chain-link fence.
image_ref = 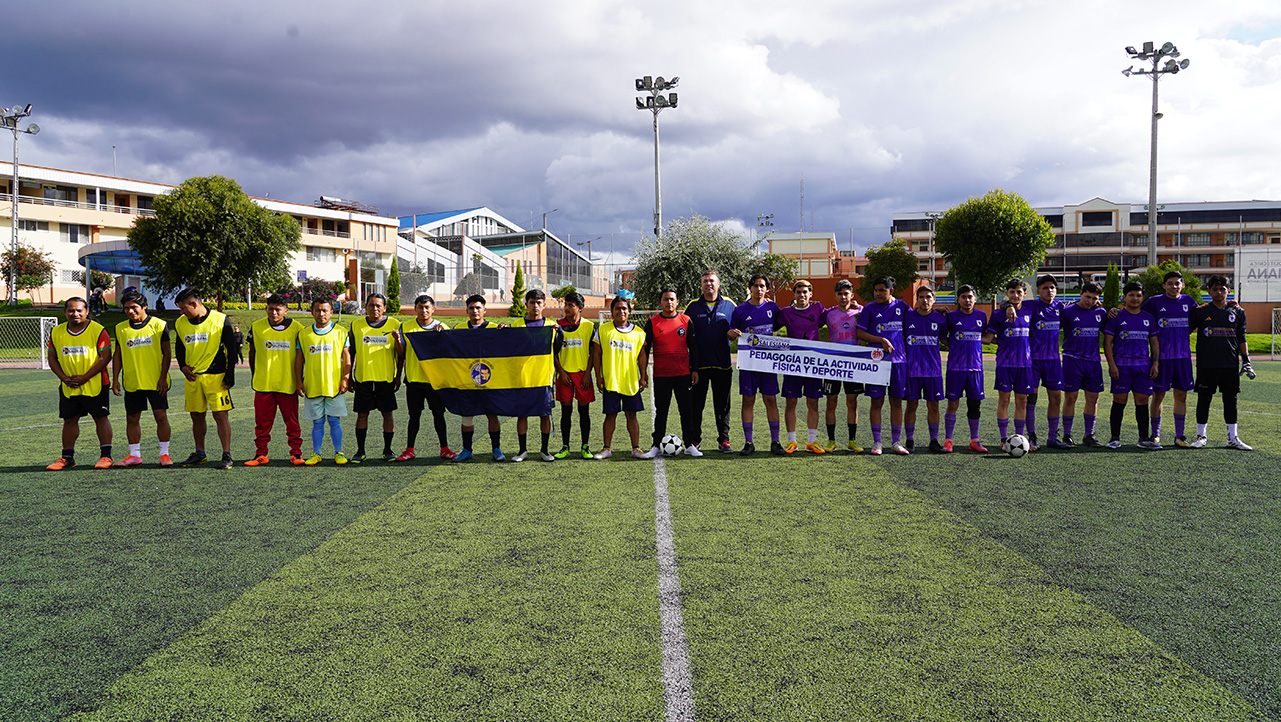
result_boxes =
[1272,308,1279,360]
[0,317,58,369]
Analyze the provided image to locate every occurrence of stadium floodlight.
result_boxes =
[2,103,40,307]
[1124,41,1190,267]
[634,73,681,237]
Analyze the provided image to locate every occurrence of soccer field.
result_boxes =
[2,363,1279,721]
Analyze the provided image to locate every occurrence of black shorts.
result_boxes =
[405,381,445,416]
[353,380,399,413]
[124,389,169,416]
[822,379,864,397]
[59,387,110,419]
[1195,367,1240,396]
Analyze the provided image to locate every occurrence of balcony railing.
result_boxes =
[1,192,156,216]
[306,228,351,239]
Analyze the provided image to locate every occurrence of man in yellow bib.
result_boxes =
[174,288,240,469]
[349,293,402,463]
[590,295,649,459]
[46,297,114,470]
[244,294,304,466]
[111,290,172,467]
[295,298,353,465]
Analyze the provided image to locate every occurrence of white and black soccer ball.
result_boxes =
[660,434,684,456]
[1006,434,1030,458]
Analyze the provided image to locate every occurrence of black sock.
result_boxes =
[1110,402,1125,440]
[433,413,448,448]
[356,427,367,454]
[826,423,836,441]
[63,448,75,463]
[383,431,394,454]
[1135,404,1150,442]
[519,433,528,453]
[100,444,112,459]
[462,429,474,451]
[490,431,501,450]
[848,423,857,440]
[406,415,420,450]
[541,432,550,454]
[578,404,591,446]
[561,405,573,447]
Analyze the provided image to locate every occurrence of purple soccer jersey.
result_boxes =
[1142,293,1195,360]
[776,302,826,340]
[1060,303,1107,361]
[858,299,908,364]
[986,304,1032,368]
[945,309,987,372]
[903,309,946,378]
[1025,298,1065,360]
[731,300,781,336]
[823,306,861,345]
[1104,310,1157,366]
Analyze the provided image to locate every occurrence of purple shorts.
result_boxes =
[1062,357,1104,394]
[1032,358,1065,391]
[906,376,945,402]
[945,369,985,401]
[782,374,824,400]
[739,370,779,397]
[1111,366,1153,396]
[865,363,908,399]
[1154,357,1195,393]
[994,367,1036,394]
[603,390,645,415]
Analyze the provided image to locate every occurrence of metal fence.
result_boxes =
[0,316,58,369]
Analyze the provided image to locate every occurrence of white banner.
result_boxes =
[736,334,891,385]
[1239,247,1281,302]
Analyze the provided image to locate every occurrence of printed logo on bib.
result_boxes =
[564,338,584,348]
[126,336,154,348]
[308,344,334,355]
[264,340,292,350]
[61,345,89,356]
[363,335,389,345]
[183,333,209,345]
[609,339,635,352]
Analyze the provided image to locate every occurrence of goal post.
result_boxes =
[0,316,59,369]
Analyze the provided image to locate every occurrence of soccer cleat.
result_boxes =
[553,445,571,460]
[159,454,174,467]
[243,455,269,467]
[94,457,114,469]
[179,451,207,467]
[770,441,786,455]
[740,443,755,456]
[890,442,910,455]
[440,447,457,460]
[929,439,947,454]
[394,448,417,462]
[304,453,323,466]
[1060,434,1075,447]
[593,448,612,460]
[1137,439,1163,450]
[968,440,989,454]
[1150,435,1161,447]
[942,439,954,453]
[846,439,863,454]
[510,451,528,463]
[117,455,143,467]
[1028,433,1039,449]
[868,442,883,456]
[1105,438,1123,450]
[642,447,660,459]
[348,452,365,465]
[905,439,915,451]
[822,439,838,452]
[46,457,75,471]
[1174,436,1191,449]
[492,449,507,462]
[1000,438,1009,453]
[383,450,397,462]
[290,455,305,466]
[719,440,733,453]
[453,449,475,462]
[1226,437,1254,451]
[1083,434,1103,448]
[1189,435,1208,449]
[540,451,556,462]
[783,441,798,454]
[805,442,827,454]
[214,456,233,470]
[1046,438,1071,450]
[334,452,348,465]
[580,445,594,460]
[684,445,703,458]
[631,449,649,459]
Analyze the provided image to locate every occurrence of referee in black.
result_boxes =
[1189,275,1255,450]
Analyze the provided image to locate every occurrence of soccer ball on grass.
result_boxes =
[1006,434,1030,458]
[660,434,683,456]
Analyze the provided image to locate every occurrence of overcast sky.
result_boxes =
[10,0,1281,258]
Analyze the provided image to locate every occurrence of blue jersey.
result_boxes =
[903,309,946,378]
[857,299,909,364]
[731,300,781,337]
[1025,298,1065,360]
[945,309,987,372]
[986,305,1032,369]
[1104,310,1157,366]
[1141,293,1195,360]
[1060,303,1107,361]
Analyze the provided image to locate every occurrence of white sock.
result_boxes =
[1227,423,1238,441]
[1197,423,1208,437]
[129,443,141,458]
[158,441,170,456]
[787,432,797,443]
[807,428,817,444]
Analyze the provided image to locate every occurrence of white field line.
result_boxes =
[648,388,696,722]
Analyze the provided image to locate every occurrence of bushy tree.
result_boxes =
[1132,259,1203,302]
[127,175,302,310]
[551,284,576,299]
[1102,262,1121,310]
[2,243,56,303]
[297,276,338,307]
[387,256,401,311]
[933,188,1056,299]
[89,270,114,291]
[856,239,919,302]
[508,263,527,317]
[744,254,799,297]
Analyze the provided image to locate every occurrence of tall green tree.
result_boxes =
[127,175,302,310]
[2,243,56,303]
[856,238,919,302]
[1102,262,1121,310]
[508,263,527,317]
[631,213,796,307]
[386,256,401,311]
[932,188,1056,299]
[1132,259,1203,302]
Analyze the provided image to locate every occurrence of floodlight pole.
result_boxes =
[3,104,40,307]
[635,75,679,238]
[1124,42,1189,268]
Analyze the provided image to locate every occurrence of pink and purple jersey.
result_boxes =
[944,309,987,372]
[1141,293,1194,360]
[903,309,946,378]
[823,306,861,345]
[775,303,826,340]
[731,300,781,337]
[858,299,909,364]
[986,305,1032,369]
[1025,298,1066,360]
[1060,303,1106,361]
[1104,310,1157,366]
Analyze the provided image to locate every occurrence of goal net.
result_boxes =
[0,316,58,369]
[598,309,660,327]
[1273,308,1280,360]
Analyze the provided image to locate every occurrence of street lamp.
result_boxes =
[635,74,679,237]
[926,211,943,286]
[2,104,40,307]
[1124,41,1190,267]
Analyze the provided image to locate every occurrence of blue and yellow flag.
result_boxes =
[406,326,555,417]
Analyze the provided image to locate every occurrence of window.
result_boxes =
[1270,235,1281,245]
[137,196,153,212]
[18,220,49,232]
[61,270,85,284]
[480,264,500,289]
[1222,233,1238,245]
[1081,211,1113,227]
[61,224,90,244]
[305,246,336,263]
[1244,232,1265,244]
[918,260,930,271]
[1186,232,1210,246]
[86,189,105,207]
[1184,254,1210,267]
